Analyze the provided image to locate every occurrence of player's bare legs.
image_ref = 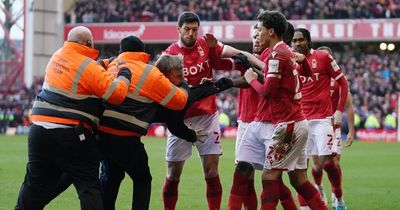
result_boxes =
[201,154,222,210]
[262,169,328,210]
[323,155,344,208]
[163,161,185,210]
[311,154,341,205]
[288,169,328,210]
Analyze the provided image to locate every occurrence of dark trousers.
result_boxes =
[98,133,152,210]
[15,124,103,210]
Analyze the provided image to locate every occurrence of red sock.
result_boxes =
[279,180,296,210]
[297,193,308,207]
[324,160,342,198]
[162,178,179,210]
[228,173,248,210]
[295,181,328,210]
[206,175,222,210]
[312,168,323,186]
[244,179,257,210]
[260,180,280,210]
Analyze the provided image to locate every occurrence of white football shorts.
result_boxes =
[235,121,251,162]
[264,120,308,171]
[165,113,222,161]
[306,118,335,157]
[236,121,275,170]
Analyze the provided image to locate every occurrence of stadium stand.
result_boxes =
[64,0,400,24]
[2,0,400,134]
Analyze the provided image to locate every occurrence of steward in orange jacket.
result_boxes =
[15,26,131,210]
[97,35,188,210]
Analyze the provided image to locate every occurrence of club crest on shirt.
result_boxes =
[197,45,205,57]
[312,59,317,68]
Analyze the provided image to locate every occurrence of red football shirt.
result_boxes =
[331,79,340,111]
[164,38,225,118]
[238,49,270,123]
[300,49,345,120]
[252,42,304,124]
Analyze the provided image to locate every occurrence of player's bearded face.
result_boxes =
[179,22,199,47]
[252,28,262,54]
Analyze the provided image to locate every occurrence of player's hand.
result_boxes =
[195,130,208,143]
[333,110,343,126]
[232,53,252,69]
[215,77,233,91]
[203,33,218,48]
[294,52,306,63]
[244,68,258,83]
[345,132,354,147]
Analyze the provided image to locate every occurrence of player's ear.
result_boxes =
[269,28,275,36]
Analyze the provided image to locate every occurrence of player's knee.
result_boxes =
[204,167,219,178]
[235,161,254,175]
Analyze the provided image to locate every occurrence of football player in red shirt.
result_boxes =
[162,12,261,210]
[317,46,355,209]
[292,29,349,210]
[228,23,301,210]
[244,11,329,210]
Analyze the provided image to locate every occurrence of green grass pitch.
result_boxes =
[1,135,400,209]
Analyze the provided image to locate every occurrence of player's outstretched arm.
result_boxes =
[204,33,236,71]
[221,45,265,70]
[345,92,355,147]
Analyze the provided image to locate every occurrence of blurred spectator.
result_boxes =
[364,112,381,129]
[65,0,400,24]
[0,77,41,134]
[219,111,230,136]
[383,111,397,129]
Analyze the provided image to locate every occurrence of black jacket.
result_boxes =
[153,79,232,142]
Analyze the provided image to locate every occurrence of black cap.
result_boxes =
[120,35,145,53]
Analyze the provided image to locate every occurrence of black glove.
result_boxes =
[178,80,190,91]
[215,77,233,92]
[232,53,252,69]
[116,61,132,82]
[97,56,116,68]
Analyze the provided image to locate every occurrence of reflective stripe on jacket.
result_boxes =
[98,52,188,136]
[31,41,131,128]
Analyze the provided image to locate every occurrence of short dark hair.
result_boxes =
[294,28,312,48]
[282,22,294,46]
[178,12,200,27]
[257,11,287,38]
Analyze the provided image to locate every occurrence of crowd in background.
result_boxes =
[1,49,399,133]
[0,77,42,134]
[2,0,400,133]
[64,0,400,24]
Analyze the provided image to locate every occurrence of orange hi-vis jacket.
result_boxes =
[31,41,131,129]
[98,52,188,136]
